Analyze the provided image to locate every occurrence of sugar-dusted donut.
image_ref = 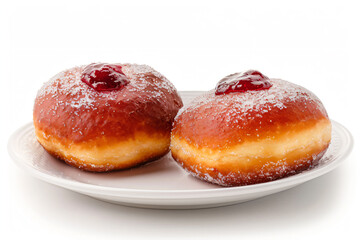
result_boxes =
[171,70,331,186]
[34,63,183,171]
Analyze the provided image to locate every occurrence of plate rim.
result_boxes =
[8,120,353,199]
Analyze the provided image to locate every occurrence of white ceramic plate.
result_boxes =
[8,91,353,209]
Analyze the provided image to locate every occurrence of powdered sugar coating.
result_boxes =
[172,78,329,149]
[36,64,178,112]
[34,63,183,143]
[176,79,326,122]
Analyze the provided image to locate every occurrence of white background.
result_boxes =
[0,0,359,239]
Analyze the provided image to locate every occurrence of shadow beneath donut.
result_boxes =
[118,168,345,234]
[14,162,347,238]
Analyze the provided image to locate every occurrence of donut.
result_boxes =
[171,70,331,186]
[33,63,183,172]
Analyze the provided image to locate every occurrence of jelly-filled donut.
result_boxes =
[171,70,331,186]
[34,63,183,172]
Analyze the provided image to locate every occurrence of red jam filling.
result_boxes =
[81,63,129,91]
[215,70,272,95]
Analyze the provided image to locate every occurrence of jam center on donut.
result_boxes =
[81,63,129,91]
[215,70,272,95]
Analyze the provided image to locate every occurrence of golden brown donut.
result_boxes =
[171,70,331,186]
[34,63,183,172]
